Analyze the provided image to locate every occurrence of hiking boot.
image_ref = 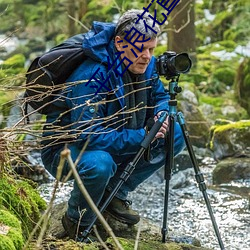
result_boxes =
[105,196,140,225]
[61,213,97,243]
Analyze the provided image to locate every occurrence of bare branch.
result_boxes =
[63,148,124,250]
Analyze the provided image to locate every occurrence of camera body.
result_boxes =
[156,51,192,79]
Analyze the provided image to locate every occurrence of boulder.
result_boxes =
[213,157,250,184]
[209,120,250,160]
[179,100,211,148]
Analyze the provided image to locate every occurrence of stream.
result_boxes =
[38,155,250,250]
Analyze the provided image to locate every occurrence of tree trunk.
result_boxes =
[167,0,196,63]
[78,0,88,20]
[67,0,77,36]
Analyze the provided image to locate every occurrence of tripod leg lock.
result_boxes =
[120,162,135,182]
[195,173,207,192]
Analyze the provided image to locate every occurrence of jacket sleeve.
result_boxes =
[65,61,146,156]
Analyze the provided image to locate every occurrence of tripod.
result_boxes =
[162,77,225,249]
[82,77,225,250]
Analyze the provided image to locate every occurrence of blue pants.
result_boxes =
[41,123,185,226]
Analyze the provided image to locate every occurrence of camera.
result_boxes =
[156,51,192,79]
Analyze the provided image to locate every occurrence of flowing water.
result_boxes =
[38,156,250,250]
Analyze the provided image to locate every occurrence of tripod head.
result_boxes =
[168,76,182,100]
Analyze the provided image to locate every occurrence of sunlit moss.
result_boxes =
[0,209,24,249]
[0,174,47,239]
[209,120,250,150]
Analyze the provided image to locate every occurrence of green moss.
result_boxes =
[1,54,25,69]
[0,175,46,239]
[0,209,24,249]
[0,235,16,250]
[7,228,24,249]
[213,120,250,133]
[213,67,235,86]
[209,120,250,151]
[199,95,224,107]
[0,54,26,86]
[218,40,237,52]
[0,209,21,229]
[55,34,68,45]
[106,237,207,250]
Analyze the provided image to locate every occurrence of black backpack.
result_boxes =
[24,34,86,115]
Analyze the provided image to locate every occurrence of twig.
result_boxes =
[134,218,142,250]
[93,225,110,250]
[22,154,65,249]
[68,14,90,31]
[61,148,124,250]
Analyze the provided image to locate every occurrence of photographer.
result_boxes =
[41,9,185,241]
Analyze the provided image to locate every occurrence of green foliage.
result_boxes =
[154,44,167,57]
[197,0,250,46]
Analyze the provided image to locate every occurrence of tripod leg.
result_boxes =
[162,114,175,243]
[81,112,168,240]
[177,112,225,250]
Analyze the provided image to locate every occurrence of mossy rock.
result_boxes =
[0,54,26,86]
[44,202,211,250]
[28,237,211,250]
[235,57,250,116]
[213,157,250,184]
[106,237,210,250]
[199,92,249,122]
[213,67,235,86]
[1,54,25,70]
[0,174,47,239]
[0,209,24,250]
[209,120,250,160]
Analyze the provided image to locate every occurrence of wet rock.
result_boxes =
[213,157,250,184]
[170,168,193,189]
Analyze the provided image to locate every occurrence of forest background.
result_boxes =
[0,1,250,249]
[0,0,250,126]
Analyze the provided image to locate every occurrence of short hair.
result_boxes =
[115,9,160,39]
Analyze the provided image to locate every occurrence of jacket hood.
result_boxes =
[82,21,116,64]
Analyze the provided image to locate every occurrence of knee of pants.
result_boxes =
[174,122,186,155]
[76,150,117,182]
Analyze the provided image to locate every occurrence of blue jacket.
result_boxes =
[44,21,170,156]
